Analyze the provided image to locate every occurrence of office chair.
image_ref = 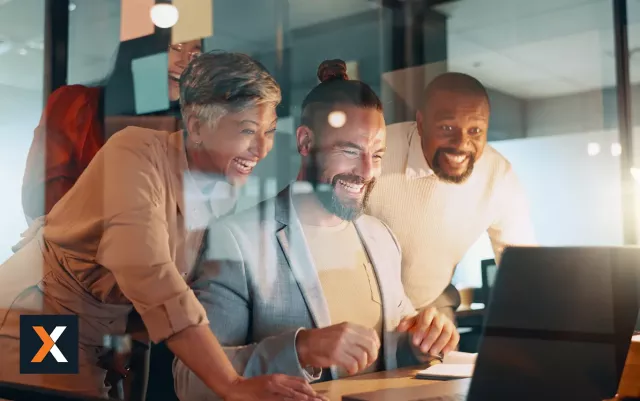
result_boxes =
[480,258,497,304]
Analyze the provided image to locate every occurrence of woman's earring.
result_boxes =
[194,140,203,147]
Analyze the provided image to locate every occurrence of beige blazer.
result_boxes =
[2,127,209,345]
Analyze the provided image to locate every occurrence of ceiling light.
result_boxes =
[18,48,27,56]
[68,2,76,11]
[587,142,600,156]
[611,143,622,157]
[150,4,179,29]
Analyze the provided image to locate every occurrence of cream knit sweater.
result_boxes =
[366,122,536,309]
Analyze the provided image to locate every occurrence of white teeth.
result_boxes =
[233,158,257,173]
[337,180,364,194]
[444,153,467,164]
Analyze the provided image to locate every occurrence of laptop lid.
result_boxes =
[468,247,640,401]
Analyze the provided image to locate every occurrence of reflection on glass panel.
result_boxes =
[67,0,120,85]
[446,0,621,288]
[629,0,640,243]
[0,0,44,263]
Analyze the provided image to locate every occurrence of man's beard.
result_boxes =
[306,157,375,221]
[431,148,476,184]
[315,175,375,221]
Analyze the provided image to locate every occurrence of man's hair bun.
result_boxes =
[317,59,349,83]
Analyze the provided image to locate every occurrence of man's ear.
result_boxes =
[296,125,314,156]
[185,115,202,145]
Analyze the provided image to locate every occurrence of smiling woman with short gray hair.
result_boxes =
[0,50,322,401]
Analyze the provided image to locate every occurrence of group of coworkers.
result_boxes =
[0,46,536,401]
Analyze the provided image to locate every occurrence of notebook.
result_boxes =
[415,351,477,380]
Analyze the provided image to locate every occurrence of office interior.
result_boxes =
[0,0,639,400]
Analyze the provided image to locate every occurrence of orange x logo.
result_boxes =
[31,326,67,363]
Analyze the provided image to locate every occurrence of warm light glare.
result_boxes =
[328,111,347,128]
[611,143,622,157]
[631,168,640,184]
[150,4,179,28]
[587,142,600,156]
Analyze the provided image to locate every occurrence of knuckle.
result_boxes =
[350,361,359,373]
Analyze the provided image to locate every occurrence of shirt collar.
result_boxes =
[183,169,237,229]
[404,123,435,179]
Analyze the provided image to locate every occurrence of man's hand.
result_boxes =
[397,307,459,356]
[296,322,380,376]
[223,375,327,401]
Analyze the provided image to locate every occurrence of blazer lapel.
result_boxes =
[274,188,332,329]
[354,218,401,370]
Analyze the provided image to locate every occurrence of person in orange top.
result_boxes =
[21,85,104,223]
[21,39,203,223]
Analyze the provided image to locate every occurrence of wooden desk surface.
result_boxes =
[312,340,640,401]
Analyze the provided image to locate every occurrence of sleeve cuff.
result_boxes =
[241,328,322,381]
[140,289,209,343]
[293,328,323,381]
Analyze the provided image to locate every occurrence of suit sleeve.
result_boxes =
[95,131,208,344]
[173,222,319,401]
[487,164,537,265]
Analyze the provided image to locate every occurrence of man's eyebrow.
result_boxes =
[375,146,387,153]
[334,141,365,151]
[238,119,259,126]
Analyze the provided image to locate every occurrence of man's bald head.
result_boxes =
[416,72,490,184]
[421,72,489,110]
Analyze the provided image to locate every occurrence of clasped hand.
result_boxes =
[397,307,459,356]
[296,322,381,376]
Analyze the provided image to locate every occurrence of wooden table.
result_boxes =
[313,339,640,400]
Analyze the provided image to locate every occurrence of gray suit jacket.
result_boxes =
[173,187,425,401]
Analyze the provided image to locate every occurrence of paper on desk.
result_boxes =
[416,351,477,380]
[416,363,475,379]
[442,351,477,365]
[633,335,640,342]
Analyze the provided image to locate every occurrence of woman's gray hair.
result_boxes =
[179,51,281,126]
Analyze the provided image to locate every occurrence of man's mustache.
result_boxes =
[331,175,372,187]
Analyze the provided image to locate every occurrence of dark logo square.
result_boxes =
[19,315,79,374]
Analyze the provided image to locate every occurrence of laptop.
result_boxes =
[345,247,640,401]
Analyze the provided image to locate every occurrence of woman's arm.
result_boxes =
[93,129,320,400]
[167,325,239,397]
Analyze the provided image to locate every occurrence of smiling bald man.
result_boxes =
[366,72,536,317]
